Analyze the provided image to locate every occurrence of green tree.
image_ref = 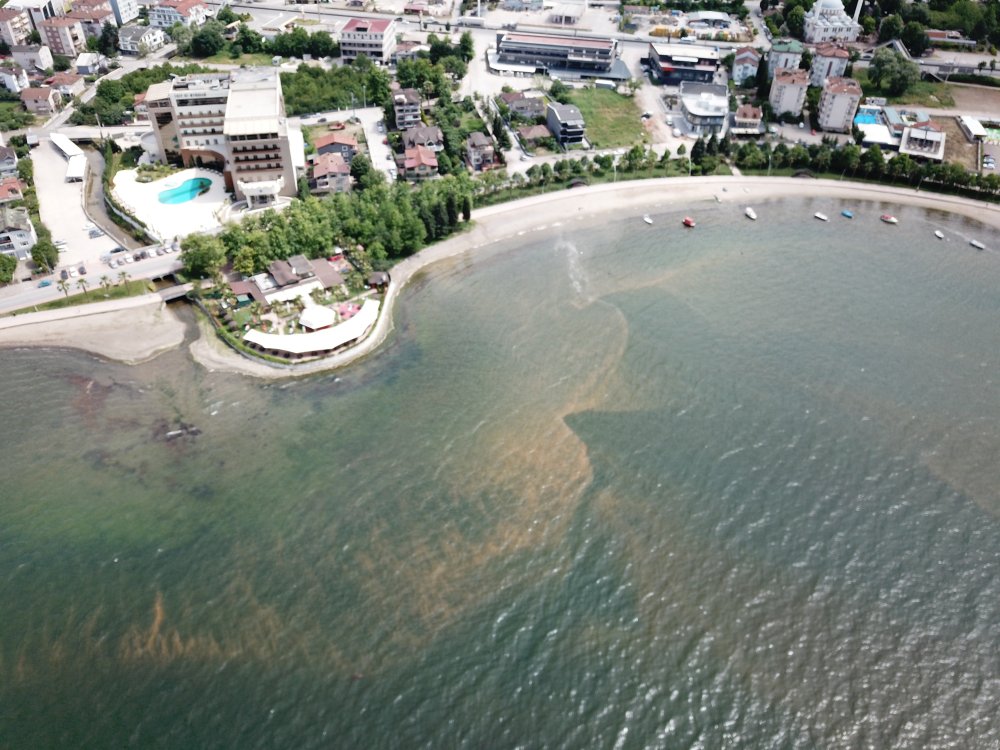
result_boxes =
[191,22,226,57]
[181,233,227,278]
[901,21,929,55]
[459,31,474,62]
[168,23,193,55]
[549,79,572,104]
[118,270,130,286]
[57,279,70,298]
[97,22,119,57]
[31,240,58,272]
[786,5,806,38]
[878,13,904,41]
[76,277,90,299]
[0,253,16,284]
[756,57,770,99]
[99,274,113,294]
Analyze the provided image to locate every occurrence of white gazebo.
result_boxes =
[299,306,336,331]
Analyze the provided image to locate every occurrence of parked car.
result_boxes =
[89,229,104,238]
[69,267,79,278]
[124,255,134,264]
[60,269,69,280]
[38,279,52,288]
[110,246,127,255]
[156,247,165,256]
[78,266,87,275]
[54,239,67,247]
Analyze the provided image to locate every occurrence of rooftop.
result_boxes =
[41,16,82,26]
[20,86,54,101]
[343,17,392,33]
[814,42,850,59]
[649,42,720,61]
[312,151,350,178]
[824,76,861,95]
[314,131,358,150]
[404,145,437,169]
[502,31,615,51]
[223,68,284,137]
[774,67,809,85]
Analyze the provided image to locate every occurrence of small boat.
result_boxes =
[814,212,829,222]
[682,216,696,228]
[745,207,757,221]
[841,210,854,219]
[880,214,898,225]
[970,239,985,250]
[934,230,944,240]
[643,214,653,225]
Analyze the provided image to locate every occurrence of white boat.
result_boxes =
[745,207,757,221]
[970,239,985,250]
[814,212,829,222]
[934,230,944,240]
[880,214,899,225]
[643,214,653,225]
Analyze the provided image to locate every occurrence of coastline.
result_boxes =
[3,176,997,377]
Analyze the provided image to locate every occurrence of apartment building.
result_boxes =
[769,67,809,117]
[145,68,298,207]
[4,0,68,32]
[109,0,139,26]
[339,17,396,63]
[731,46,761,86]
[39,16,87,56]
[810,43,850,87]
[768,39,803,79]
[0,7,33,48]
[392,87,422,129]
[149,0,209,29]
[20,85,62,114]
[67,6,116,38]
[817,76,861,133]
[0,206,37,261]
[0,65,30,95]
[11,44,54,72]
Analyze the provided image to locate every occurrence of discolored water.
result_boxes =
[2,197,999,749]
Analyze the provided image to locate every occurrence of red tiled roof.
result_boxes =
[0,7,27,21]
[404,145,437,170]
[41,16,82,26]
[343,17,391,33]
[314,131,358,150]
[48,71,82,86]
[20,87,54,101]
[312,151,350,178]
[158,0,207,15]
[0,177,25,201]
[68,8,114,20]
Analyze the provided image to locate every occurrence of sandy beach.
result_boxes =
[2,176,997,377]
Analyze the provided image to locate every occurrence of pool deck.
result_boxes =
[113,168,229,241]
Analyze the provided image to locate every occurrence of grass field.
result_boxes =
[853,69,956,108]
[569,89,648,148]
[177,52,274,66]
[11,280,152,315]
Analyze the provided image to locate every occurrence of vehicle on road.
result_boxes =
[78,266,87,275]
[110,246,127,255]
[38,280,52,288]
[89,228,104,238]
[60,269,69,280]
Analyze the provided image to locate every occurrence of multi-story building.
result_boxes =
[145,68,298,207]
[466,131,495,171]
[810,42,850,87]
[39,16,87,56]
[309,152,351,194]
[803,0,860,43]
[402,145,437,180]
[0,176,26,204]
[20,85,62,114]
[149,0,208,29]
[679,81,730,136]
[0,146,19,178]
[731,46,761,86]
[817,76,861,132]
[47,70,85,98]
[648,42,720,86]
[769,67,809,117]
[497,31,619,77]
[545,102,585,146]
[339,17,396,63]
[729,103,764,137]
[118,24,166,54]
[402,125,444,152]
[0,64,30,95]
[0,7,33,48]
[767,39,804,79]
[314,131,357,163]
[67,6,116,38]
[11,44,54,73]
[108,0,139,26]
[392,87,422,130]
[0,206,37,261]
[4,0,68,32]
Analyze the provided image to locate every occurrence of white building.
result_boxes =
[768,39,803,79]
[679,81,730,136]
[803,0,861,43]
[149,0,209,29]
[0,7,33,48]
[39,16,87,57]
[818,76,861,132]
[769,67,809,117]
[109,0,139,26]
[4,0,68,32]
[118,24,165,54]
[0,206,37,261]
[11,44,54,73]
[0,65,30,94]
[339,17,396,64]
[731,46,761,86]
[810,42,850,87]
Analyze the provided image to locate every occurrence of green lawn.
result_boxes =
[8,280,152,315]
[569,89,648,149]
[177,52,274,66]
[853,69,956,108]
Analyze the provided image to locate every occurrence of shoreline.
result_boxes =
[2,176,997,377]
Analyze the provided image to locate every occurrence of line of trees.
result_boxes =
[169,15,339,60]
[70,63,209,126]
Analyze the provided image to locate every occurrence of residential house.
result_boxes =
[497,90,546,120]
[392,39,429,62]
[46,71,85,99]
[0,206,37,261]
[731,47,761,86]
[402,125,444,152]
[0,146,19,178]
[768,39,804,79]
[339,17,396,63]
[679,81,730,136]
[11,45,54,73]
[817,76,861,132]
[132,91,148,120]
[75,51,106,74]
[313,131,358,163]
[149,0,209,29]
[67,6,116,38]
[0,177,26,204]
[309,151,352,194]
[118,24,166,55]
[545,102,585,146]
[39,16,87,57]
[0,65,30,95]
[517,124,550,145]
[810,42,850,87]
[393,87,422,130]
[20,86,62,115]
[803,0,860,43]
[769,67,808,117]
[402,145,438,180]
[729,103,764,137]
[466,131,495,171]
[0,7,33,48]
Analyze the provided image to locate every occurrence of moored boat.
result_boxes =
[970,239,985,250]
[934,230,944,240]
[682,216,696,228]
[745,207,757,221]
[880,214,898,224]
[643,214,653,225]
[841,210,854,219]
[814,212,829,222]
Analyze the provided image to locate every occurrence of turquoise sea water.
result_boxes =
[158,177,213,204]
[2,196,999,748]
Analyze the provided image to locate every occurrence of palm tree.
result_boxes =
[118,270,130,287]
[100,275,112,295]
[57,279,70,298]
[77,278,90,298]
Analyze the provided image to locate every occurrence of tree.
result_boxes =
[76,277,90,298]
[168,23,193,55]
[901,22,930,56]
[181,233,227,278]
[216,5,239,23]
[786,5,806,38]
[459,31,474,62]
[97,22,119,57]
[191,22,226,57]
[868,48,918,95]
[57,279,70,298]
[99,274,112,294]
[878,14,904,41]
[756,57,770,99]
[549,79,572,104]
[118,270,130,286]
[32,240,58,272]
[0,253,17,284]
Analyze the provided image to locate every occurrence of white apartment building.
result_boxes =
[810,42,850,87]
[11,44,54,72]
[145,68,298,207]
[39,16,87,56]
[0,65,30,94]
[818,76,861,133]
[768,39,803,79]
[149,0,209,29]
[769,67,809,117]
[0,206,38,261]
[4,0,68,31]
[339,17,396,64]
[803,0,861,43]
[0,7,32,48]
[109,0,139,26]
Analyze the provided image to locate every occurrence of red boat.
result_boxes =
[682,217,696,228]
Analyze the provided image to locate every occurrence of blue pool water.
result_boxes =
[158,178,213,204]
[855,109,880,126]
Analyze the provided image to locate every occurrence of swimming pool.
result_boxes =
[854,107,881,126]
[158,177,213,204]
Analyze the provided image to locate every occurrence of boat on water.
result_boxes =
[880,214,899,225]
[970,239,985,250]
[643,214,653,225]
[841,210,854,219]
[814,212,829,222]
[934,230,944,240]
[745,207,757,221]
[682,216,696,228]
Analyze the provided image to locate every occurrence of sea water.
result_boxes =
[1,197,999,748]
